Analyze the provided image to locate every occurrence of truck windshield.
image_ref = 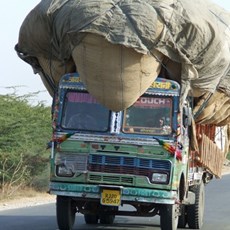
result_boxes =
[122,96,172,135]
[61,92,110,131]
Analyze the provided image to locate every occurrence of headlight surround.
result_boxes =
[55,152,88,177]
[151,172,169,184]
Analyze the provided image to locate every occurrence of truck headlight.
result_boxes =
[56,164,74,177]
[151,172,168,184]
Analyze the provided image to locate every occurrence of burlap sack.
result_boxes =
[224,125,230,157]
[228,124,230,153]
[72,33,163,111]
[218,117,230,127]
[194,90,230,125]
[37,56,76,96]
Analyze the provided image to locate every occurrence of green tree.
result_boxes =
[0,92,52,197]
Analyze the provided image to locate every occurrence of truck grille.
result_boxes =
[88,154,171,178]
[88,174,134,185]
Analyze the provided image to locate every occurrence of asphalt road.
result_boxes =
[0,175,229,230]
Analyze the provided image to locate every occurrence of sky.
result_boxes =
[0,0,230,106]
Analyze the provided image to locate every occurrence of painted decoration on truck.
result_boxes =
[151,81,171,89]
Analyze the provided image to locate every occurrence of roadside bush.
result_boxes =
[30,165,50,192]
[0,92,52,198]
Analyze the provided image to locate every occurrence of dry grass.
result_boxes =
[0,187,55,211]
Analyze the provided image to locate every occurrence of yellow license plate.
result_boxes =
[101,189,121,206]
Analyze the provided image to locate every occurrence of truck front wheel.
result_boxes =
[56,196,76,230]
[187,181,205,229]
[160,203,179,230]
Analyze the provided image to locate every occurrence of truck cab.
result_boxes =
[49,73,209,230]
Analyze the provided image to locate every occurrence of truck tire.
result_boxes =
[178,204,187,228]
[84,214,99,224]
[160,203,179,230]
[100,214,115,224]
[56,196,76,230]
[84,202,99,224]
[187,181,205,229]
[99,206,117,224]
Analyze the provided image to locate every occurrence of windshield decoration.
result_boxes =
[150,81,172,89]
[61,92,110,132]
[111,112,122,134]
[54,133,74,144]
[47,133,75,150]
[123,96,172,135]
[155,138,182,161]
[67,92,98,103]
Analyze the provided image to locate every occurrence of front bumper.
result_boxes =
[49,182,177,205]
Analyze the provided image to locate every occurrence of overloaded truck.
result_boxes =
[15,1,230,230]
[48,72,224,230]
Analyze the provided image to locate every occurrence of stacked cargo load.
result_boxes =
[16,0,230,157]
